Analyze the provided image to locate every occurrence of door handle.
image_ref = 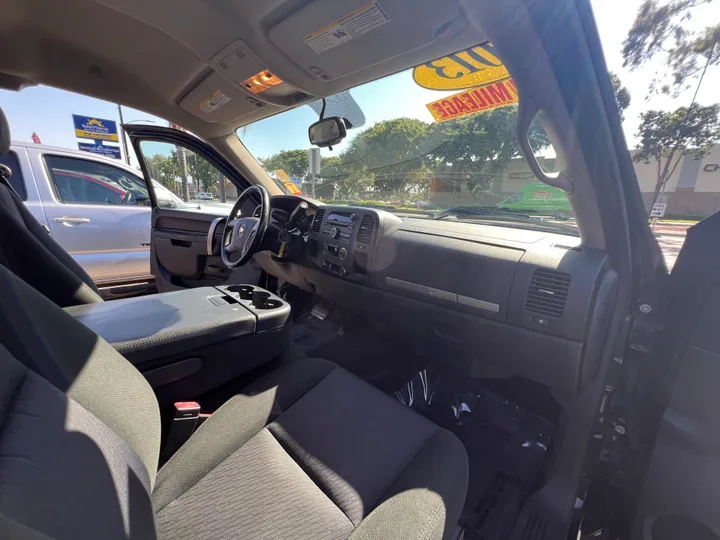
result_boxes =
[53,216,91,225]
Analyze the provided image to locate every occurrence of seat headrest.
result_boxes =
[0,106,9,155]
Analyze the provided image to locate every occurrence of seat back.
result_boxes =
[0,264,161,539]
[0,106,103,308]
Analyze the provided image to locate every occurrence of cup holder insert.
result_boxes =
[255,299,282,310]
[226,285,254,300]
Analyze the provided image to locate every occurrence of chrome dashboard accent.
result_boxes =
[207,217,226,256]
[385,277,500,312]
[457,295,500,313]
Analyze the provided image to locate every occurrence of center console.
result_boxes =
[309,207,378,281]
[65,285,290,404]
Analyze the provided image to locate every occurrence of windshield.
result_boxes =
[240,47,576,235]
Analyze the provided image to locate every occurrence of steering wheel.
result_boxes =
[221,185,270,268]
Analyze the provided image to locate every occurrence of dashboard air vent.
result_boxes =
[312,208,326,233]
[357,214,375,244]
[525,268,571,318]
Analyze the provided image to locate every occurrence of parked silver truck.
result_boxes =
[0,141,198,285]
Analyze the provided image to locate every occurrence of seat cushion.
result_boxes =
[154,358,468,540]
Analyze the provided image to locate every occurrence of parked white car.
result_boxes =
[0,141,201,285]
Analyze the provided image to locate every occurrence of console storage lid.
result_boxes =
[64,286,289,366]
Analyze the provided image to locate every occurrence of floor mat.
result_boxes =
[291,312,342,354]
[395,370,558,540]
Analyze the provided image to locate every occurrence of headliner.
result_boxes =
[0,0,488,140]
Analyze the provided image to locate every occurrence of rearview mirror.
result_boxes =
[308,117,347,148]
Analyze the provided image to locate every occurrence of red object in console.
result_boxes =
[174,401,201,419]
[174,401,200,411]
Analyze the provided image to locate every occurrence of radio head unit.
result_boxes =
[326,212,354,227]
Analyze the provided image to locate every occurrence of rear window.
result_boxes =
[0,150,27,200]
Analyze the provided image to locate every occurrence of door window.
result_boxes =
[45,155,151,206]
[138,141,237,213]
[0,150,27,200]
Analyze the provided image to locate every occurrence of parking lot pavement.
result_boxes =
[651,222,691,270]
[655,232,687,270]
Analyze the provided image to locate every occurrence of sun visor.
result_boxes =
[268,0,466,82]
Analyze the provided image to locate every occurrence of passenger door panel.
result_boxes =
[124,125,259,292]
[151,209,234,285]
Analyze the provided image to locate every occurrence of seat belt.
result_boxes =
[161,401,201,462]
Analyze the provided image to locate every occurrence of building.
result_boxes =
[429,145,720,217]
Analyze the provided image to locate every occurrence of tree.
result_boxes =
[622,0,719,95]
[634,103,720,213]
[427,106,550,197]
[260,149,309,179]
[257,108,551,202]
[338,118,435,199]
[187,153,221,193]
[335,166,375,199]
[146,153,181,193]
[610,72,632,121]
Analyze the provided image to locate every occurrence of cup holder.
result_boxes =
[227,284,254,300]
[225,286,282,309]
[256,299,283,310]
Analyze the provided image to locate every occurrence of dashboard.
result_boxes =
[259,195,617,396]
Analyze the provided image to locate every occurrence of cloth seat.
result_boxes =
[0,264,469,540]
[0,105,103,307]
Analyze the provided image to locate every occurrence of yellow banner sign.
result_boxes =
[274,169,302,195]
[413,42,510,91]
[74,129,119,142]
[425,79,519,123]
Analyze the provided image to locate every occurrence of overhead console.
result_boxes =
[179,40,313,124]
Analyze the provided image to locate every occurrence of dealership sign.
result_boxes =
[425,79,519,123]
[77,141,122,160]
[73,115,119,141]
[413,42,510,91]
[73,114,122,160]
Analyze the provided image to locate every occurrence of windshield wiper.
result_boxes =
[433,206,532,221]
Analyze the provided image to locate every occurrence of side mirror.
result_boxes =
[308,117,347,148]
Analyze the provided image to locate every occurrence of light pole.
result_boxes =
[118,112,157,166]
[117,104,131,165]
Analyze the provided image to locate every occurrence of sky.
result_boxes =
[1,0,718,167]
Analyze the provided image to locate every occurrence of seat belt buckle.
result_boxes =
[161,402,201,463]
[174,401,201,419]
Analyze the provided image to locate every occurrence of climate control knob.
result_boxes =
[339,267,348,277]
[339,247,348,260]
[322,243,328,254]
[330,227,339,239]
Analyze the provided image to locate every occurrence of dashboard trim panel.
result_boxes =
[458,295,501,313]
[386,277,500,312]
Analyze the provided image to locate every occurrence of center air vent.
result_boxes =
[525,268,571,318]
[312,208,326,233]
[357,214,375,244]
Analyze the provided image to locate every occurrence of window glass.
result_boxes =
[45,155,150,206]
[239,60,575,236]
[0,150,27,200]
[138,141,237,214]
